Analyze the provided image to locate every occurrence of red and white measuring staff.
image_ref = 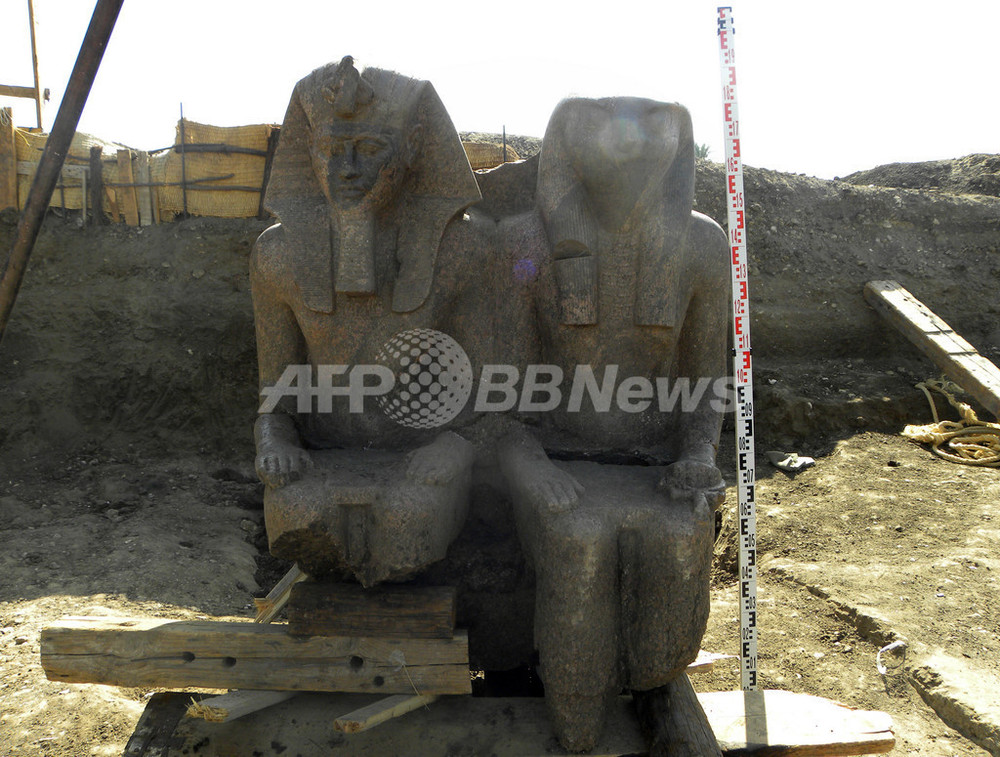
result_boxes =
[718,6,758,692]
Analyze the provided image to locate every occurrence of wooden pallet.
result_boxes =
[124,690,894,756]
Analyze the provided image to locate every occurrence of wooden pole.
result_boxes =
[257,126,280,219]
[134,150,154,225]
[0,0,124,344]
[116,149,139,226]
[0,108,17,210]
[89,146,104,224]
[179,103,188,217]
[27,0,43,130]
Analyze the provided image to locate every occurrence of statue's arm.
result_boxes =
[250,225,313,487]
[660,214,729,506]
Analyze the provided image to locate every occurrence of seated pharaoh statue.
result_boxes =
[495,97,729,752]
[251,56,493,586]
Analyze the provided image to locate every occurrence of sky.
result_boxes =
[0,0,995,180]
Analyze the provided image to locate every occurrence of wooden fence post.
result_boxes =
[134,150,154,225]
[0,108,17,210]
[116,148,139,225]
[88,145,103,224]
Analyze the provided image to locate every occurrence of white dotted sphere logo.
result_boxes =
[375,329,473,429]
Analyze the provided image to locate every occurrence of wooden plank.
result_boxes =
[333,693,438,733]
[186,689,299,723]
[18,161,88,181]
[288,583,456,639]
[41,616,471,695]
[116,149,139,225]
[634,673,721,755]
[27,0,43,129]
[0,84,37,99]
[865,280,1000,419]
[122,691,192,757]
[254,563,309,623]
[701,689,895,755]
[133,691,893,756]
[134,151,153,226]
[0,109,16,210]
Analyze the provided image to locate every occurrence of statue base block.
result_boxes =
[264,448,471,586]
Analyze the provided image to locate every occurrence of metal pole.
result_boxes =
[0,0,125,345]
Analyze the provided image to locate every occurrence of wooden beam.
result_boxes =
[0,108,17,210]
[27,0,43,129]
[865,280,1000,419]
[634,674,722,756]
[333,694,438,733]
[0,84,37,100]
[115,149,139,225]
[287,584,456,639]
[254,563,309,623]
[134,151,154,226]
[17,161,87,180]
[701,689,895,755]
[186,689,299,723]
[40,616,471,695]
[131,690,894,756]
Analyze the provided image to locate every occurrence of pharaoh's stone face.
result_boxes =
[310,122,406,210]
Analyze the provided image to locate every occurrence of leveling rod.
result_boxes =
[717,6,759,692]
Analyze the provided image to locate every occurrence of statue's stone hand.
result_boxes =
[658,459,725,510]
[255,444,313,489]
[405,431,474,486]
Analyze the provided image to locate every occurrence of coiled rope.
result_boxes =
[902,378,1000,467]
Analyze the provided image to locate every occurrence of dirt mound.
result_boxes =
[2,154,1000,755]
[842,153,1000,197]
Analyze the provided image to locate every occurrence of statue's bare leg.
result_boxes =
[254,414,313,488]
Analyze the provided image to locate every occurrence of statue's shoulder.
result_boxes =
[688,211,728,250]
[250,223,292,284]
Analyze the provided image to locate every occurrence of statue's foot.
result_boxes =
[548,691,608,753]
[405,431,474,485]
[255,442,313,488]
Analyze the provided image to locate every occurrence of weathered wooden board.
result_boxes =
[253,563,308,623]
[288,583,456,639]
[865,279,1000,419]
[0,108,17,210]
[186,689,299,723]
[130,691,894,756]
[134,151,154,226]
[41,616,470,694]
[333,693,438,733]
[116,149,140,226]
[702,689,895,755]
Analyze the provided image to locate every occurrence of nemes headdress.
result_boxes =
[264,56,481,313]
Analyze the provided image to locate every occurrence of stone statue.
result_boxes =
[251,57,491,586]
[250,57,729,752]
[496,97,729,752]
